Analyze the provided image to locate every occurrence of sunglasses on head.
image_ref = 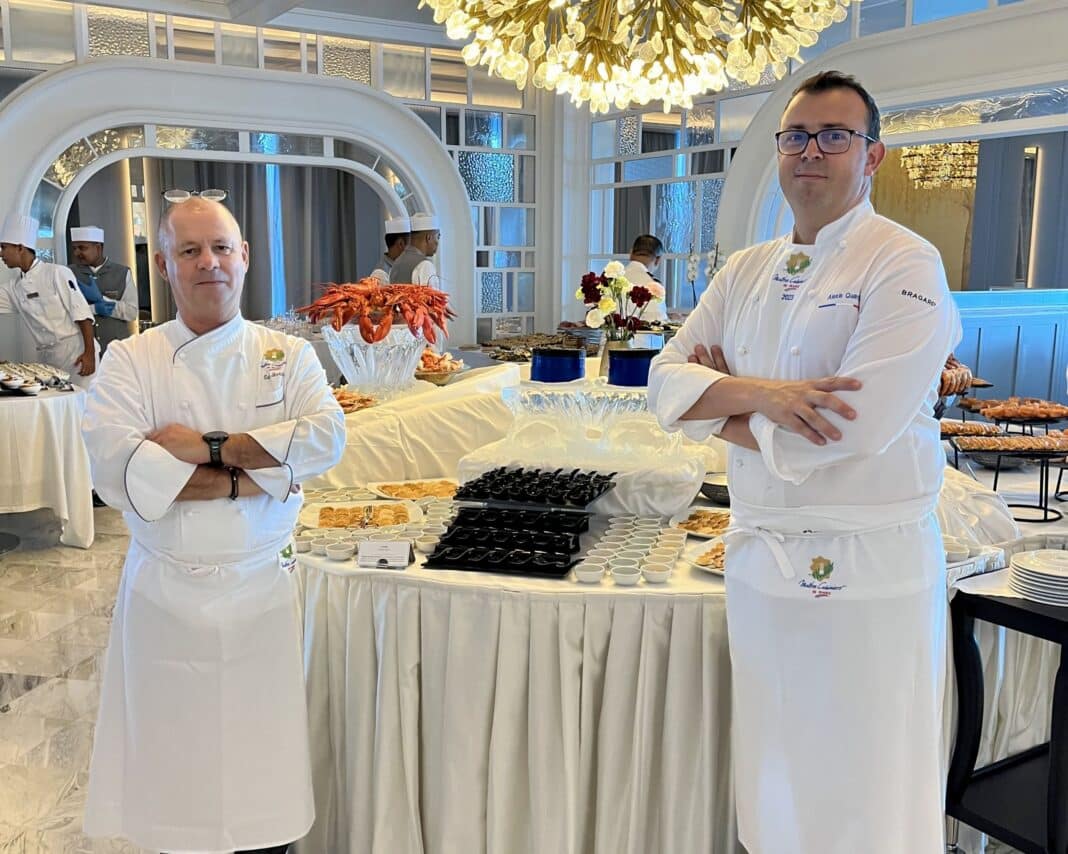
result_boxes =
[162,188,228,203]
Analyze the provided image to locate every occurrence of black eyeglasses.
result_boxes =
[775,128,879,156]
[162,188,228,203]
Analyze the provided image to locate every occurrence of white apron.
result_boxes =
[39,332,98,389]
[86,534,313,853]
[724,498,946,854]
[82,316,347,852]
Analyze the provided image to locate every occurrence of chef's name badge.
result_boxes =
[279,542,297,573]
[261,348,286,380]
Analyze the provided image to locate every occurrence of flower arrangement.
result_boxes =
[575,261,665,342]
[296,280,455,344]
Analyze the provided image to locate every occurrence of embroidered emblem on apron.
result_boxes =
[798,554,847,598]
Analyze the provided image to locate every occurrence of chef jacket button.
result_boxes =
[790,346,801,356]
[737,344,749,356]
[838,240,847,249]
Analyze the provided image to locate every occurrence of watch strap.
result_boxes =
[228,467,239,500]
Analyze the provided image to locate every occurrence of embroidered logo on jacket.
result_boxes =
[785,252,812,275]
[261,348,286,380]
[798,555,846,598]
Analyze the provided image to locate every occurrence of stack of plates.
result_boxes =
[1008,549,1068,605]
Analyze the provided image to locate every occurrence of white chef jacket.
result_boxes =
[369,267,389,283]
[411,257,438,286]
[81,313,346,852]
[88,260,139,322]
[622,259,668,322]
[648,199,961,854]
[649,200,961,515]
[0,259,93,349]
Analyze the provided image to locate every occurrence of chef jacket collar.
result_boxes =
[167,311,246,363]
[790,198,874,251]
[18,258,41,279]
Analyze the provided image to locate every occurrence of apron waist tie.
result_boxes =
[132,536,292,577]
[724,526,795,580]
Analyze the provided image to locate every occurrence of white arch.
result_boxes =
[718,0,1068,251]
[0,57,478,344]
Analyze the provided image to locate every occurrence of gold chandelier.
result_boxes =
[899,142,980,190]
[419,0,857,113]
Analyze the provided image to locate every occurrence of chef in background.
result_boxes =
[389,212,439,286]
[69,225,139,353]
[0,212,98,387]
[369,215,410,283]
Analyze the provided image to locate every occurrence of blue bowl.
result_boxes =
[607,347,660,387]
[530,347,586,382]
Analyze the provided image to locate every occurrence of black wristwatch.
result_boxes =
[202,431,229,467]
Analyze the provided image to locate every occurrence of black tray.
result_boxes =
[423,544,577,578]
[455,466,616,509]
[452,506,590,535]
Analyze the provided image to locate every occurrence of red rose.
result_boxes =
[629,285,652,308]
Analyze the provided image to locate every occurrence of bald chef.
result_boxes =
[369,215,410,283]
[0,213,98,387]
[649,71,960,853]
[389,212,439,285]
[69,225,139,353]
[82,198,346,853]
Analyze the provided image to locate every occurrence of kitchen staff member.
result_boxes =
[389,211,439,285]
[369,215,410,283]
[648,70,960,853]
[623,234,668,322]
[69,225,139,353]
[82,198,345,854]
[0,213,98,387]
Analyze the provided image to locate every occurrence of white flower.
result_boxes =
[603,260,626,278]
[647,282,666,300]
[585,307,606,328]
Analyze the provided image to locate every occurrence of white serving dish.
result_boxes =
[298,499,423,530]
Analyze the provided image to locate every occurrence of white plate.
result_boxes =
[684,537,726,575]
[298,500,423,530]
[668,507,732,539]
[364,479,459,501]
[1012,549,1068,578]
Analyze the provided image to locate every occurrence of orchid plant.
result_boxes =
[575,261,665,342]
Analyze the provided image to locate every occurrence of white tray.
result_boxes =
[299,500,423,529]
[668,507,731,539]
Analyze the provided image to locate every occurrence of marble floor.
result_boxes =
[1,461,1064,853]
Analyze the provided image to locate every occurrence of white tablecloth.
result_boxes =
[307,364,521,487]
[0,388,93,548]
[294,550,738,854]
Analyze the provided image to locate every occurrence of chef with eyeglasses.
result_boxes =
[649,70,960,853]
[0,212,99,387]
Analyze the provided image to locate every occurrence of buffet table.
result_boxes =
[306,364,522,487]
[0,388,93,548]
[294,553,737,854]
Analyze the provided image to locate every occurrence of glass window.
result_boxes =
[458,151,514,202]
[87,6,150,58]
[623,156,674,182]
[445,109,461,145]
[691,150,726,175]
[592,119,617,159]
[153,13,168,59]
[613,186,650,253]
[517,155,535,203]
[641,112,682,153]
[44,139,97,188]
[593,162,615,184]
[505,115,535,150]
[798,10,852,63]
[700,178,725,252]
[470,64,523,108]
[306,34,318,75]
[171,16,215,63]
[589,189,614,255]
[913,0,987,24]
[859,0,907,36]
[718,91,771,143]
[516,272,535,313]
[263,28,301,72]
[9,0,75,64]
[156,126,240,152]
[431,48,467,103]
[334,139,378,167]
[322,37,371,85]
[482,206,495,245]
[618,116,640,156]
[382,44,426,100]
[465,110,503,148]
[250,132,324,156]
[411,105,442,139]
[87,126,145,156]
[493,250,521,267]
[476,250,490,267]
[654,182,696,254]
[686,106,716,147]
[499,207,534,246]
[220,23,257,68]
[480,272,504,313]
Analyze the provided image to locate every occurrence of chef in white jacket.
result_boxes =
[369,215,410,283]
[82,198,345,854]
[622,234,668,322]
[0,213,99,387]
[389,212,439,286]
[648,71,961,853]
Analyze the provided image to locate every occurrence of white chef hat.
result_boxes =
[70,225,105,243]
[409,212,440,232]
[384,216,411,235]
[0,213,39,250]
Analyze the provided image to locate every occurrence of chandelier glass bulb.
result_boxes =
[420,0,858,113]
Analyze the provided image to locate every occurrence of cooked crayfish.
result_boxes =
[295,279,456,344]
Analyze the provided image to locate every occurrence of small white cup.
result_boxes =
[311,538,336,555]
[613,568,641,586]
[574,565,606,583]
[610,558,639,572]
[370,532,394,541]
[641,565,672,583]
[294,539,312,553]
[326,542,355,561]
[415,536,438,553]
[650,547,677,562]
